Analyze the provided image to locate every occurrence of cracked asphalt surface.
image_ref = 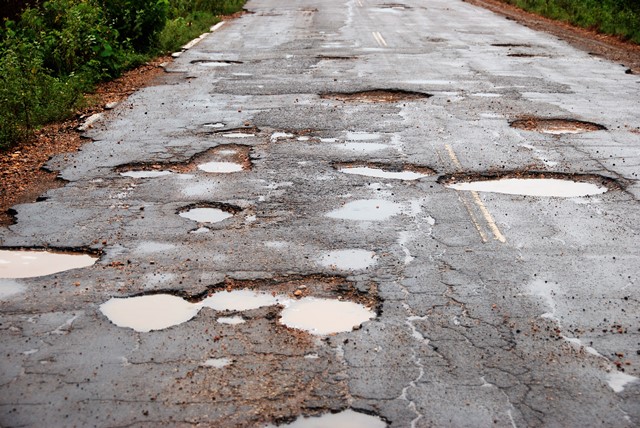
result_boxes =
[1,0,639,426]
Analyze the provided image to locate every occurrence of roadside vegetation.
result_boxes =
[500,0,640,44]
[0,0,245,149]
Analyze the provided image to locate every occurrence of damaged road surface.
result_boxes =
[2,0,640,426]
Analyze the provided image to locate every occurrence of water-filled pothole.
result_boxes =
[100,276,380,334]
[269,409,386,428]
[120,170,173,178]
[320,89,431,103]
[200,289,280,311]
[316,55,357,60]
[198,161,244,173]
[0,249,98,279]
[510,118,606,134]
[280,297,375,335]
[116,145,252,175]
[335,162,434,180]
[100,294,200,332]
[326,199,402,221]
[379,3,411,9]
[492,43,532,47]
[440,172,616,197]
[178,203,240,223]
[191,59,243,67]
[318,249,377,271]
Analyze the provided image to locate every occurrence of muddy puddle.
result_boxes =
[326,199,402,221]
[336,162,433,180]
[179,207,234,223]
[120,170,173,178]
[100,294,201,332]
[191,59,243,67]
[318,249,377,271]
[200,289,281,311]
[0,249,97,279]
[320,89,431,103]
[438,173,618,198]
[101,277,379,335]
[280,297,375,335]
[510,118,606,134]
[198,161,244,173]
[268,409,386,427]
[117,145,252,175]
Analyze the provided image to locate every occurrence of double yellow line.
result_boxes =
[372,31,388,47]
[445,145,506,243]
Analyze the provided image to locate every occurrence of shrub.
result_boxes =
[99,0,169,51]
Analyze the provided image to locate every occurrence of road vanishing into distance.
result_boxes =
[1,0,639,426]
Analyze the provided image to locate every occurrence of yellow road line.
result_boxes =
[372,31,388,47]
[444,144,506,243]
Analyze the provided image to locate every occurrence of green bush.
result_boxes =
[0,0,246,149]
[503,0,640,43]
[100,0,169,51]
[0,37,85,148]
[16,0,121,76]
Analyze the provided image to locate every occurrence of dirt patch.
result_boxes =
[507,53,546,58]
[438,170,621,190]
[510,118,607,134]
[466,0,640,73]
[320,89,431,103]
[115,145,253,174]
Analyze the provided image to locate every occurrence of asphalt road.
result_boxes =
[1,0,639,426]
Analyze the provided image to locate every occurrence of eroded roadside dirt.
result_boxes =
[465,0,640,73]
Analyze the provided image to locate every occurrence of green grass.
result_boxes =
[0,0,246,150]
[501,0,640,43]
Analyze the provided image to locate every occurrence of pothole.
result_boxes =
[440,172,616,197]
[280,298,375,335]
[100,294,200,332]
[190,59,243,67]
[178,203,240,223]
[116,145,252,175]
[318,249,377,271]
[335,162,434,180]
[379,3,411,9]
[200,289,280,311]
[198,161,244,173]
[316,55,357,60]
[268,409,387,428]
[120,170,173,178]
[0,249,98,279]
[510,118,607,134]
[507,53,544,58]
[492,43,532,47]
[326,199,403,221]
[320,89,431,103]
[100,276,379,334]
